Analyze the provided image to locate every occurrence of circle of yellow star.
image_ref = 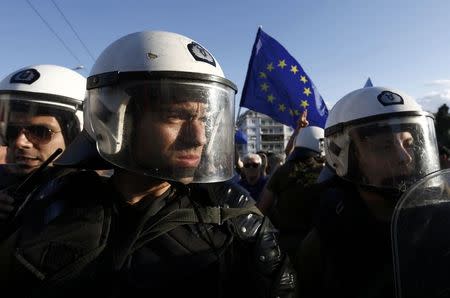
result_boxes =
[303,87,312,96]
[300,75,308,84]
[267,94,276,103]
[260,83,269,92]
[278,59,287,69]
[290,65,299,74]
[300,100,309,108]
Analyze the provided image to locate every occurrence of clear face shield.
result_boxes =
[345,114,440,193]
[0,93,81,175]
[392,168,450,298]
[89,76,236,184]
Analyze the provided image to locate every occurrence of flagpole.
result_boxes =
[237,26,261,123]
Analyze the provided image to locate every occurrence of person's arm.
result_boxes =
[257,187,275,215]
[257,165,282,215]
[284,110,309,156]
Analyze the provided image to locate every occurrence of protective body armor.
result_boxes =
[0,170,296,298]
[299,177,394,298]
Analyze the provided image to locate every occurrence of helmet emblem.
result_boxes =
[147,52,158,59]
[377,91,404,106]
[187,42,216,67]
[10,68,40,85]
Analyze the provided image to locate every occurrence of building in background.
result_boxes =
[236,110,293,156]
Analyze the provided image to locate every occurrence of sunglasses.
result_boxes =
[6,124,61,144]
[244,163,260,168]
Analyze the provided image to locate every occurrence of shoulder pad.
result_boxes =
[211,180,264,240]
[201,179,256,207]
[195,180,264,240]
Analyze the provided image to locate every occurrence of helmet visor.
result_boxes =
[346,115,440,192]
[0,94,82,174]
[0,93,81,145]
[89,77,236,183]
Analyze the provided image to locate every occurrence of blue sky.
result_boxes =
[1,0,450,115]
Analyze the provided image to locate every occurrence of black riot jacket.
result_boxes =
[298,177,394,298]
[0,170,297,298]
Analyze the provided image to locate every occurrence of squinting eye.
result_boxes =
[163,111,186,122]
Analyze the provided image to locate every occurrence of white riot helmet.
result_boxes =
[86,31,237,183]
[325,86,440,193]
[295,126,325,156]
[289,126,325,161]
[0,64,85,146]
[54,95,112,169]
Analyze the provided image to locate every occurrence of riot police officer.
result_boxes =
[0,64,85,220]
[0,31,297,298]
[297,87,440,298]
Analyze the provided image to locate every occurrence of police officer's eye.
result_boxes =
[164,110,189,121]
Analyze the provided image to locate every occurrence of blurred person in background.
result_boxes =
[239,153,269,202]
[258,125,325,262]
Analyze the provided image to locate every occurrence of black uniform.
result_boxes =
[0,165,75,240]
[298,177,394,298]
[0,170,297,298]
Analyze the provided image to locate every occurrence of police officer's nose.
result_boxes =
[397,143,413,165]
[14,130,33,148]
[183,119,207,147]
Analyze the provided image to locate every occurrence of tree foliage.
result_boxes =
[435,104,450,148]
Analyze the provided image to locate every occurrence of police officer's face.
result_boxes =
[354,131,415,187]
[135,100,207,183]
[6,112,66,175]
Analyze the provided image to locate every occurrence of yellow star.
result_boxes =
[300,100,309,108]
[279,104,286,112]
[290,65,299,74]
[303,87,312,96]
[289,109,294,116]
[259,72,267,78]
[300,75,308,84]
[267,94,276,103]
[260,83,269,92]
[294,110,300,116]
[278,59,287,69]
[267,63,274,72]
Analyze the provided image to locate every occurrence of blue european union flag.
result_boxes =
[235,129,248,144]
[240,28,328,128]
